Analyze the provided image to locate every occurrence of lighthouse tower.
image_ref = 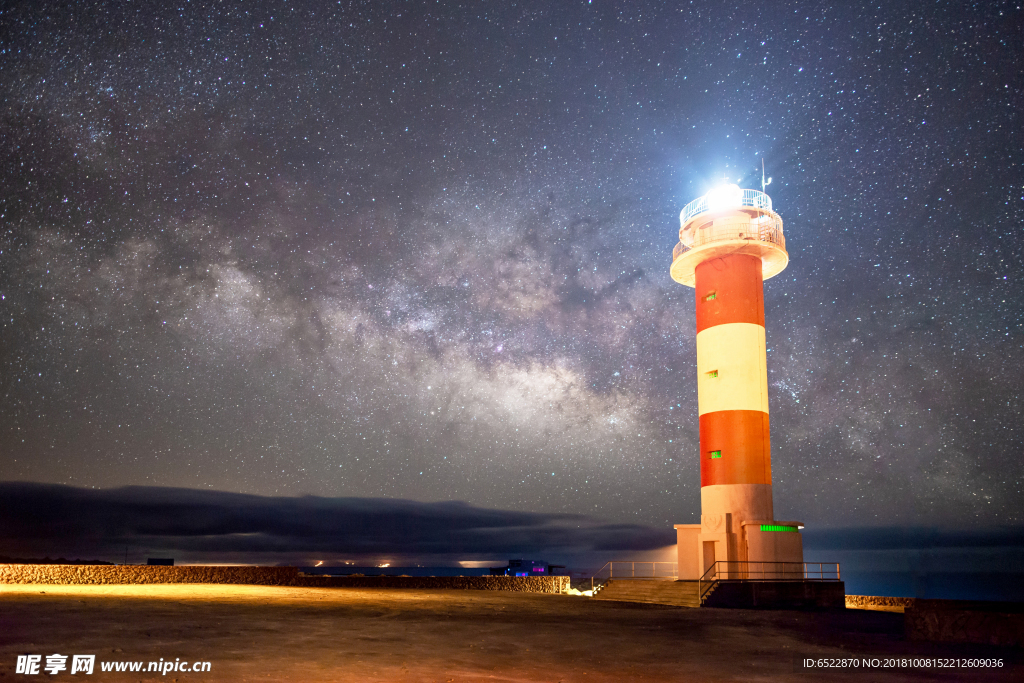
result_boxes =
[671,184,804,580]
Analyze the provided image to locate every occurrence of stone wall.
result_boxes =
[0,564,568,593]
[845,595,916,610]
[905,599,1024,647]
[0,564,299,586]
[295,575,570,593]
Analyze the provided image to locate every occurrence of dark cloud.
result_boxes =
[0,482,674,565]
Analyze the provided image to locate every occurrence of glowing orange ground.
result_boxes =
[0,584,1017,681]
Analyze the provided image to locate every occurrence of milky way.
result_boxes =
[1,1,1022,531]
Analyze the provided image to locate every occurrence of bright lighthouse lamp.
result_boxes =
[704,183,744,212]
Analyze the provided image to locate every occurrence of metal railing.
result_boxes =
[673,212,785,261]
[680,188,773,226]
[594,561,678,581]
[697,561,841,604]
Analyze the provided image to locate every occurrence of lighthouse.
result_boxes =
[671,184,804,580]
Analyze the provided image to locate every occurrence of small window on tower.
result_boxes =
[709,450,722,459]
[703,291,717,302]
[706,370,718,378]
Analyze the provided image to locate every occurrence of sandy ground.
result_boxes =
[0,584,1019,682]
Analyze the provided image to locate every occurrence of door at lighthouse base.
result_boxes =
[703,541,717,576]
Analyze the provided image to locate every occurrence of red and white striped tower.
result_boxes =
[671,184,804,580]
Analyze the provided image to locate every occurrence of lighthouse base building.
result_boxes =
[674,516,805,581]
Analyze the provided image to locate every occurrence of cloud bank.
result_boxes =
[0,482,675,566]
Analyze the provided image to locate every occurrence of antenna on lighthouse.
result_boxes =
[761,158,772,192]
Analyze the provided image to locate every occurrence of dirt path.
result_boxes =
[0,584,1017,681]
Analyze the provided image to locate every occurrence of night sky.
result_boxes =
[1,0,1022,554]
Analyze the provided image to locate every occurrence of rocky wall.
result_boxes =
[0,564,300,585]
[845,595,916,610]
[905,599,1024,647]
[0,564,569,593]
[294,574,569,593]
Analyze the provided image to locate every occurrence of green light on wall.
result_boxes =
[709,450,722,459]
[760,524,798,533]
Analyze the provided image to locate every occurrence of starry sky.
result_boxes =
[1,0,1022,545]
